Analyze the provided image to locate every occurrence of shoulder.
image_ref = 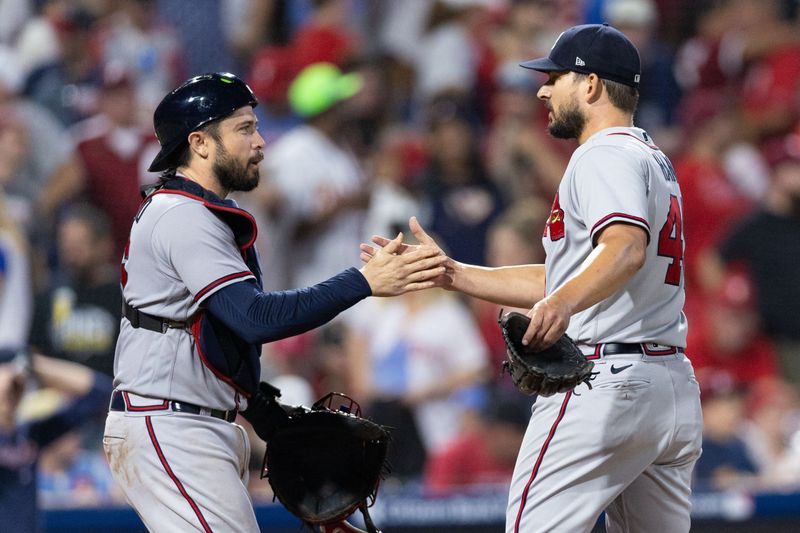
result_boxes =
[573,128,653,169]
[145,192,225,230]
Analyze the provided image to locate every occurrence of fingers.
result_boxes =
[382,232,404,255]
[523,301,569,350]
[372,234,411,255]
[397,244,446,264]
[400,279,439,292]
[409,216,434,245]
[522,310,542,347]
[360,243,375,263]
[371,235,392,247]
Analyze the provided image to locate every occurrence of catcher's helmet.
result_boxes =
[148,72,258,172]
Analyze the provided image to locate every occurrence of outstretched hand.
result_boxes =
[360,217,455,292]
[359,226,449,296]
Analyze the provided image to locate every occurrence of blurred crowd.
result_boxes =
[1,0,800,521]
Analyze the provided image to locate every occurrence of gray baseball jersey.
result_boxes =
[543,126,687,347]
[114,190,256,411]
[508,127,702,533]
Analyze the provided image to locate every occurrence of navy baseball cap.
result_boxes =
[520,24,641,88]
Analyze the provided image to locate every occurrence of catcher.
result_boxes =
[244,383,389,533]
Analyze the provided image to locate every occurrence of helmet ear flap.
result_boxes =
[148,72,258,172]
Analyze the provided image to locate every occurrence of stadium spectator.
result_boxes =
[23,6,100,126]
[693,371,759,490]
[29,204,120,377]
[471,199,549,382]
[101,0,186,123]
[361,126,428,240]
[420,96,505,265]
[742,379,800,489]
[673,110,753,292]
[485,60,568,200]
[713,132,800,392]
[37,429,119,508]
[70,64,160,257]
[262,62,369,288]
[0,352,112,533]
[604,0,682,140]
[424,390,530,495]
[686,268,778,388]
[344,288,490,480]
[290,0,359,70]
[0,122,32,353]
[0,44,84,239]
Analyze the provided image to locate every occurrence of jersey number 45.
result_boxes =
[657,195,684,286]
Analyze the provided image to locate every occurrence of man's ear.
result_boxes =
[187,131,211,160]
[585,73,603,104]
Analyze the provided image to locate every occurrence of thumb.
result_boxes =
[409,216,433,245]
[382,232,404,254]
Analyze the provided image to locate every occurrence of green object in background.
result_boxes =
[288,62,363,118]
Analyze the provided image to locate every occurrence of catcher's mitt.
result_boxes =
[263,392,389,533]
[499,311,596,397]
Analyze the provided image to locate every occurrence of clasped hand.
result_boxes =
[359,217,453,296]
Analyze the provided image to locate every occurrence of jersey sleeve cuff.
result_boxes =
[194,271,255,304]
[339,267,373,298]
[590,213,651,245]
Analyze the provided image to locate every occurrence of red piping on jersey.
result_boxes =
[590,213,650,238]
[606,132,659,150]
[148,189,258,252]
[194,271,252,303]
[145,417,214,533]
[122,391,169,411]
[190,313,252,398]
[642,344,679,355]
[514,391,573,533]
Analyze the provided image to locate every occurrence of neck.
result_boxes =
[178,167,228,198]
[578,108,634,145]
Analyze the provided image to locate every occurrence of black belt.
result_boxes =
[109,390,237,423]
[585,343,684,359]
[122,301,189,334]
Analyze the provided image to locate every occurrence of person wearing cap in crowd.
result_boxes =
[102,72,446,532]
[363,23,702,532]
[262,62,370,290]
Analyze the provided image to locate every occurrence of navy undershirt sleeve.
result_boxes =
[206,267,372,344]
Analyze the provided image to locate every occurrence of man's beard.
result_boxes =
[548,99,586,140]
[213,143,261,193]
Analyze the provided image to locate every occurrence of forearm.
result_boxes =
[31,354,94,395]
[549,231,645,314]
[206,269,371,344]
[452,263,545,309]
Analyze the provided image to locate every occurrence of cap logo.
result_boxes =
[634,74,641,83]
[575,57,586,67]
